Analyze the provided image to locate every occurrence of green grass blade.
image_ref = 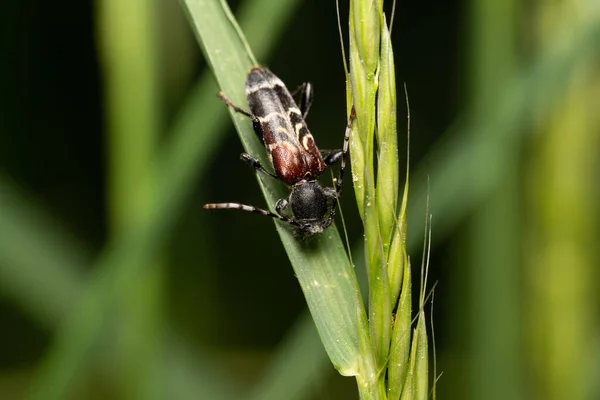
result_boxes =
[412,312,429,400]
[399,313,428,400]
[348,0,389,379]
[350,0,382,74]
[376,18,399,254]
[388,258,412,400]
[367,231,391,368]
[347,28,369,215]
[181,0,367,375]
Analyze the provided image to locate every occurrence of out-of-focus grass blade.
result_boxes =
[0,181,84,327]
[406,19,600,249]
[163,331,241,400]
[0,178,240,399]
[1,0,307,397]
[181,0,366,375]
[466,1,521,398]
[526,6,600,400]
[27,81,232,400]
[248,312,329,400]
[99,0,163,397]
[27,0,305,398]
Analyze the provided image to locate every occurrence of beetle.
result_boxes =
[203,67,355,236]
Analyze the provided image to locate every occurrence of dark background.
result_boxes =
[1,0,598,399]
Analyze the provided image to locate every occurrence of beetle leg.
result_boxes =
[217,91,254,118]
[275,199,289,216]
[240,153,279,180]
[219,91,264,141]
[321,149,344,166]
[291,82,313,119]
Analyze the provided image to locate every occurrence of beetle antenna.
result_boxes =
[333,106,356,206]
[203,203,301,227]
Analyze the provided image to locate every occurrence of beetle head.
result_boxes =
[289,180,332,235]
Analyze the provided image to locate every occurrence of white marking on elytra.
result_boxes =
[296,123,306,138]
[280,141,299,153]
[276,126,291,136]
[301,134,313,151]
[246,81,272,92]
[246,78,286,93]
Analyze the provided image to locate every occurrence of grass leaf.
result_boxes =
[181,0,367,375]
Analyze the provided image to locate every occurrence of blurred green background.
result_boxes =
[1,0,599,399]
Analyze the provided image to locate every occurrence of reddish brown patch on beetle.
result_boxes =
[271,142,305,185]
